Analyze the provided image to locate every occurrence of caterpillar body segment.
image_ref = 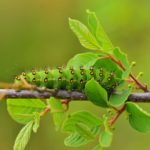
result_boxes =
[16,65,123,92]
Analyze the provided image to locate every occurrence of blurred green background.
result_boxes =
[0,0,150,150]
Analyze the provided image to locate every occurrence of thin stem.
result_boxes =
[108,55,148,92]
[61,99,70,111]
[40,107,50,116]
[109,105,126,127]
[129,74,148,92]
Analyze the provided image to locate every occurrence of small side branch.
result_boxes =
[0,89,150,102]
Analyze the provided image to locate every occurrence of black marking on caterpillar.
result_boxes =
[32,78,36,83]
[15,76,21,81]
[22,72,26,76]
[15,66,122,92]
[32,69,36,75]
[44,77,48,83]
[44,67,49,74]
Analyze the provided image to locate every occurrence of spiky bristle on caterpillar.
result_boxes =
[15,65,123,92]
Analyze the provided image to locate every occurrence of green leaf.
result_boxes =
[75,123,98,140]
[69,18,101,50]
[63,111,102,132]
[48,97,65,131]
[99,115,113,148]
[7,99,46,124]
[113,47,130,77]
[64,132,89,147]
[122,69,131,79]
[87,10,113,51]
[33,112,40,133]
[93,144,103,150]
[109,88,132,107]
[67,52,100,69]
[126,102,150,133]
[63,111,100,148]
[99,130,113,148]
[14,121,33,150]
[64,126,99,147]
[85,79,108,107]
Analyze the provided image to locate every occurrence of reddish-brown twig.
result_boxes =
[109,105,126,127]
[40,107,50,116]
[107,55,148,92]
[61,99,70,111]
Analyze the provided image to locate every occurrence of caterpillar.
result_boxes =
[15,59,123,93]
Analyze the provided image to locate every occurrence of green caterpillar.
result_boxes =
[15,59,123,93]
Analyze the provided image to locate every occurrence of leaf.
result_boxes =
[63,111,100,148]
[75,123,98,140]
[99,130,113,148]
[7,99,46,124]
[48,97,65,131]
[67,52,100,69]
[113,47,130,77]
[109,88,132,107]
[33,112,40,133]
[14,121,33,150]
[84,79,108,107]
[87,10,113,52]
[99,115,113,148]
[64,132,89,147]
[63,111,101,148]
[64,127,99,147]
[126,102,150,133]
[69,18,101,50]
[93,144,103,150]
[63,111,102,132]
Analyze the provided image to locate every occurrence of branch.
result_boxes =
[0,89,150,102]
[0,89,86,100]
